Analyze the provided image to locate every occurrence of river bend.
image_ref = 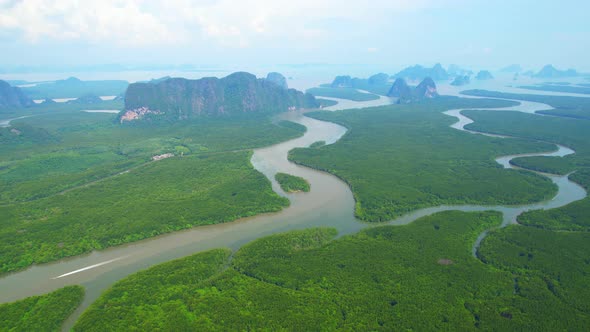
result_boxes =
[0,91,586,331]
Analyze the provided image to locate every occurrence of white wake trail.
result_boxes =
[52,255,130,279]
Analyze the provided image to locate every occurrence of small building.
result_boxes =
[151,153,174,161]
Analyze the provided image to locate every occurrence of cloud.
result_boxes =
[0,0,180,45]
[0,0,445,47]
[367,47,379,53]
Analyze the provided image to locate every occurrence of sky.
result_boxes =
[0,0,589,72]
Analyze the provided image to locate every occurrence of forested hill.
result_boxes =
[0,80,33,109]
[121,72,319,122]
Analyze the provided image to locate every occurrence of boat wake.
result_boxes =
[52,255,130,279]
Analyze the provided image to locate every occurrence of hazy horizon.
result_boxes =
[1,0,589,72]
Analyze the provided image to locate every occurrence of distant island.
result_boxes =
[330,73,389,95]
[121,72,318,122]
[533,65,578,78]
[67,94,104,104]
[387,77,438,103]
[0,80,33,109]
[19,77,129,99]
[330,73,390,89]
[476,70,494,80]
[330,75,354,88]
[451,75,471,86]
[306,73,392,100]
[393,63,448,81]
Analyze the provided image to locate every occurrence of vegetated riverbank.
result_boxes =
[0,113,308,275]
[73,210,590,331]
[464,108,590,232]
[71,90,590,331]
[0,286,84,331]
[70,92,584,328]
[0,151,291,275]
[289,97,558,222]
[1,112,306,204]
[0,89,588,326]
[461,89,590,119]
[290,92,586,258]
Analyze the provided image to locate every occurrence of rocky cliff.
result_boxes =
[0,80,33,109]
[266,72,288,89]
[414,77,439,99]
[387,78,411,99]
[388,77,438,103]
[121,72,318,122]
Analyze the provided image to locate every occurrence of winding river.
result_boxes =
[0,88,587,331]
[0,115,32,128]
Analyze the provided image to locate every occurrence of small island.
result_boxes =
[275,172,311,193]
[309,141,326,148]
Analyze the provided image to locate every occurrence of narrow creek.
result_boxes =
[441,100,585,255]
[0,90,586,331]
